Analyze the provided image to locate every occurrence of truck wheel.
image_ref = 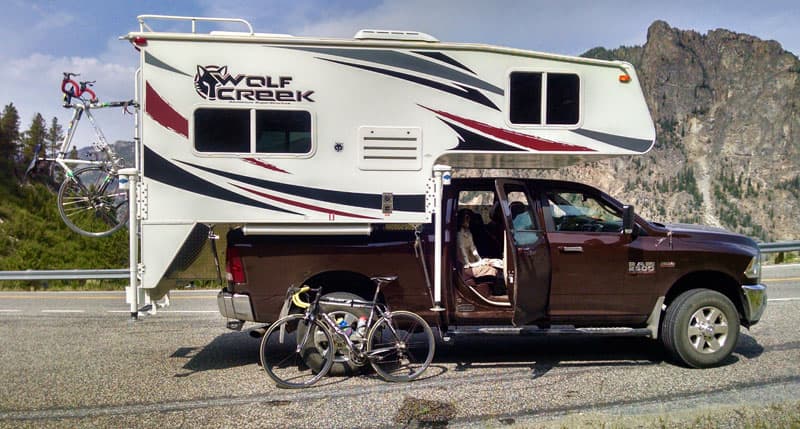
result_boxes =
[301,291,370,376]
[661,289,740,368]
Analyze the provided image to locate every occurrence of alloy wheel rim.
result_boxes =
[687,305,728,354]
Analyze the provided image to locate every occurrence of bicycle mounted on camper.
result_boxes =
[26,72,138,237]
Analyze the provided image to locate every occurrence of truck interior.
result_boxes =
[451,188,510,306]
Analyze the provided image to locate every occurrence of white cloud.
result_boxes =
[1,52,138,150]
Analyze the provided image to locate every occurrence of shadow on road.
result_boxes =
[172,331,259,377]
[172,329,767,377]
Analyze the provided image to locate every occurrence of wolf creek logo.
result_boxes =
[194,65,315,102]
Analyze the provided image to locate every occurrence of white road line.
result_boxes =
[0,309,21,312]
[41,310,85,313]
[106,310,218,314]
[768,297,800,302]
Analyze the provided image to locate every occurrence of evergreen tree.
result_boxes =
[46,117,64,180]
[21,113,47,169]
[0,103,21,179]
[46,117,63,161]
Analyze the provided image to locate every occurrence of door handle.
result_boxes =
[559,246,584,253]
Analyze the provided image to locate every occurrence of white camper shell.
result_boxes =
[122,15,654,308]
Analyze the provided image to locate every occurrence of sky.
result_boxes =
[1,0,798,146]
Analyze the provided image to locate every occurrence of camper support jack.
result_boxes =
[431,164,451,312]
[119,168,140,320]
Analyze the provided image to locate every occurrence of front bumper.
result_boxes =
[740,284,767,327]
[217,289,256,322]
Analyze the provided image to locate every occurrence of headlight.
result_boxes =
[744,255,761,282]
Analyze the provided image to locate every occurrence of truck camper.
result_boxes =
[122,15,765,369]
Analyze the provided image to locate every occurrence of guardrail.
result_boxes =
[0,269,129,281]
[758,241,800,254]
[0,241,797,282]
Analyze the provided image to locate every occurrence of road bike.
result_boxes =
[27,72,137,237]
[260,276,435,388]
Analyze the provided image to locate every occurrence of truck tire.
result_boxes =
[301,291,370,376]
[661,289,740,368]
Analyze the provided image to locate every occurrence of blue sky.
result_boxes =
[1,0,798,145]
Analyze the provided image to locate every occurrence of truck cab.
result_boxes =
[221,177,766,369]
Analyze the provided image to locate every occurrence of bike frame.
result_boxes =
[305,280,397,361]
[47,98,123,178]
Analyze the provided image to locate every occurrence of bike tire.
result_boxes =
[367,310,435,382]
[260,314,334,389]
[57,166,128,237]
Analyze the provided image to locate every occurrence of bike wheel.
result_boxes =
[260,314,334,388]
[367,310,435,382]
[57,166,129,237]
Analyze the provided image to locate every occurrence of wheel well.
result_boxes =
[302,271,378,301]
[664,271,745,318]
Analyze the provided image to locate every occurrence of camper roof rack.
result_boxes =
[137,15,254,35]
[354,29,439,43]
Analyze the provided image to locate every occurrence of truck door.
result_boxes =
[541,185,635,318]
[494,180,551,326]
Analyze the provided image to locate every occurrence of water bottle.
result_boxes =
[356,316,367,336]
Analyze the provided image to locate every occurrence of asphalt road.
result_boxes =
[0,265,798,428]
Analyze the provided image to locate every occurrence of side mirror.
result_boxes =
[622,205,635,235]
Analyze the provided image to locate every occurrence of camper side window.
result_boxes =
[509,72,580,126]
[194,108,250,153]
[255,110,311,154]
[194,108,312,155]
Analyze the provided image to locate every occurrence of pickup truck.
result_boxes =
[219,177,767,370]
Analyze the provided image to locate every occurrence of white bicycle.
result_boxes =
[27,72,137,237]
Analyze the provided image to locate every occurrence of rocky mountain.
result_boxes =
[491,21,799,241]
[76,140,134,167]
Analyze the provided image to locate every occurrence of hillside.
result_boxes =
[485,21,800,241]
[0,146,129,288]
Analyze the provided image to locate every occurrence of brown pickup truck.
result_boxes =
[219,177,766,369]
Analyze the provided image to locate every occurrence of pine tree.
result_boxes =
[0,103,21,179]
[46,117,64,181]
[21,113,47,170]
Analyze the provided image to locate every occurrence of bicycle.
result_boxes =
[26,72,138,237]
[260,276,435,388]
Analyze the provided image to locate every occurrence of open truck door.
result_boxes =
[494,180,551,326]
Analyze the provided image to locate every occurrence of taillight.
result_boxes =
[226,246,247,284]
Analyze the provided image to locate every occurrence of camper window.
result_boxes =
[509,72,542,124]
[193,108,312,155]
[509,72,580,126]
[194,108,250,152]
[255,110,311,154]
[546,73,579,125]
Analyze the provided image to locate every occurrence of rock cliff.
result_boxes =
[490,21,800,241]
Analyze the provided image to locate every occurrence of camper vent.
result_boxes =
[354,29,439,43]
[358,126,422,171]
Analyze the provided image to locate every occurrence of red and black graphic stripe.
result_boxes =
[442,121,525,152]
[176,159,427,213]
[231,184,378,220]
[145,82,188,138]
[422,106,594,152]
[143,146,299,215]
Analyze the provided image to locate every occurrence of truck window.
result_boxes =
[194,108,312,155]
[501,185,541,247]
[546,190,622,233]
